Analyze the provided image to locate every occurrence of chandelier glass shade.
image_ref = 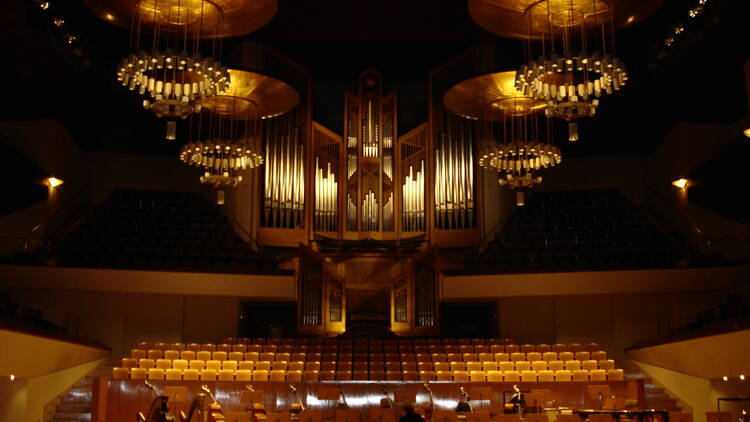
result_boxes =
[514,0,627,141]
[115,0,230,139]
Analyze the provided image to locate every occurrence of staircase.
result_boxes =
[46,378,92,422]
[644,376,688,412]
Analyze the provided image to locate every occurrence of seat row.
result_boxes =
[122,358,617,373]
[129,349,608,364]
[112,367,625,382]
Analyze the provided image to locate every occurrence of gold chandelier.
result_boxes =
[514,0,627,142]
[179,68,300,187]
[444,71,562,199]
[115,0,230,140]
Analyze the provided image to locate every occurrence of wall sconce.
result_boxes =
[516,191,525,207]
[743,128,750,138]
[216,190,225,205]
[46,177,64,190]
[671,178,688,189]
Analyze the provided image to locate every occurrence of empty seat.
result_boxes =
[463,353,478,362]
[548,360,564,371]
[532,361,548,372]
[565,360,582,371]
[223,360,238,371]
[402,371,419,381]
[607,369,624,381]
[319,370,336,381]
[276,352,291,362]
[272,361,288,371]
[419,371,436,381]
[255,361,271,371]
[147,349,163,360]
[558,352,574,361]
[122,358,138,369]
[287,370,303,382]
[434,362,450,372]
[185,343,201,352]
[253,370,270,381]
[156,359,172,370]
[386,371,401,381]
[205,360,222,371]
[436,371,452,381]
[521,345,536,353]
[218,369,235,381]
[337,371,353,381]
[180,351,196,361]
[228,352,244,362]
[521,370,537,382]
[418,362,434,372]
[499,361,515,372]
[450,362,466,371]
[505,344,520,353]
[599,360,615,370]
[515,361,531,372]
[432,353,447,362]
[130,368,147,380]
[288,361,304,372]
[236,370,252,381]
[582,360,599,371]
[483,362,499,372]
[164,350,180,360]
[189,360,205,370]
[575,352,590,361]
[200,369,217,380]
[591,351,607,361]
[113,367,129,379]
[527,352,542,361]
[511,352,526,362]
[572,370,589,381]
[495,353,510,362]
[503,371,520,382]
[260,352,275,361]
[232,344,247,353]
[238,361,254,371]
[305,361,321,371]
[453,371,470,382]
[555,370,572,381]
[196,351,212,361]
[537,370,555,382]
[536,344,551,353]
[542,352,558,362]
[478,352,494,362]
[302,370,319,382]
[270,370,286,381]
[590,369,607,381]
[486,371,503,382]
[370,371,386,381]
[182,369,199,381]
[139,359,155,369]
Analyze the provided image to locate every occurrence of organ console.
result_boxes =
[138,380,176,422]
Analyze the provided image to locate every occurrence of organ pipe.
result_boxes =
[315,157,338,232]
[434,117,474,230]
[402,160,425,232]
[263,115,305,229]
[362,189,378,232]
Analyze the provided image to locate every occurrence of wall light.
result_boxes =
[672,178,688,189]
[46,177,64,189]
[743,128,750,138]
[722,376,729,381]
[516,191,525,207]
[740,374,746,381]
[216,190,225,205]
[9,374,15,381]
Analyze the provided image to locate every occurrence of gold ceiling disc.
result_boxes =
[444,71,546,121]
[196,69,299,119]
[81,0,277,39]
[468,0,664,39]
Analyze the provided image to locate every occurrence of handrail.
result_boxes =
[478,213,509,253]
[42,183,92,244]
[643,186,711,258]
[228,217,262,252]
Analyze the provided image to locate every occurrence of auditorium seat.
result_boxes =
[205,360,222,371]
[113,367,129,379]
[532,361,547,372]
[582,360,598,371]
[503,371,520,382]
[131,349,147,360]
[436,371,452,381]
[548,361,564,371]
[303,370,319,381]
[122,358,138,369]
[590,369,607,381]
[555,370,572,381]
[164,350,180,360]
[253,370,269,381]
[515,361,531,372]
[565,360,582,371]
[182,369,199,381]
[483,362,499,371]
[527,352,542,361]
[130,368,147,380]
[272,361,288,371]
[289,361,304,371]
[537,370,555,382]
[499,361,515,372]
[543,352,557,362]
[495,353,510,362]
[156,359,172,370]
[147,368,165,380]
[558,352,574,361]
[599,360,615,370]
[213,351,228,361]
[270,370,286,381]
[486,371,503,382]
[246,352,260,362]
[572,370,590,381]
[287,370,303,382]
[607,369,624,381]
[139,358,155,369]
[196,351,212,361]
[319,370,335,381]
[453,371,469,382]
[511,352,526,362]
[181,350,196,361]
[200,369,217,380]
[521,370,537,382]
[591,351,607,361]
[256,361,271,371]
[420,371,436,381]
[236,370,252,381]
[402,371,419,381]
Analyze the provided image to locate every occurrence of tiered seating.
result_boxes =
[112,338,624,383]
[464,189,686,273]
[53,188,278,274]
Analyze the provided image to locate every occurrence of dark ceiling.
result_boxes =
[0,0,749,159]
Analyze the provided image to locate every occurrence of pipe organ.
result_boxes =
[312,123,341,233]
[399,125,428,233]
[432,110,476,230]
[342,70,399,237]
[263,110,306,229]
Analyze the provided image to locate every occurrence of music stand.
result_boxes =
[299,410,324,422]
[432,410,458,422]
[267,412,292,422]
[336,409,362,422]
[369,408,396,422]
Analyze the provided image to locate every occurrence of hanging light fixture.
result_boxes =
[179,68,299,187]
[514,0,628,142]
[114,0,230,140]
[443,71,562,204]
